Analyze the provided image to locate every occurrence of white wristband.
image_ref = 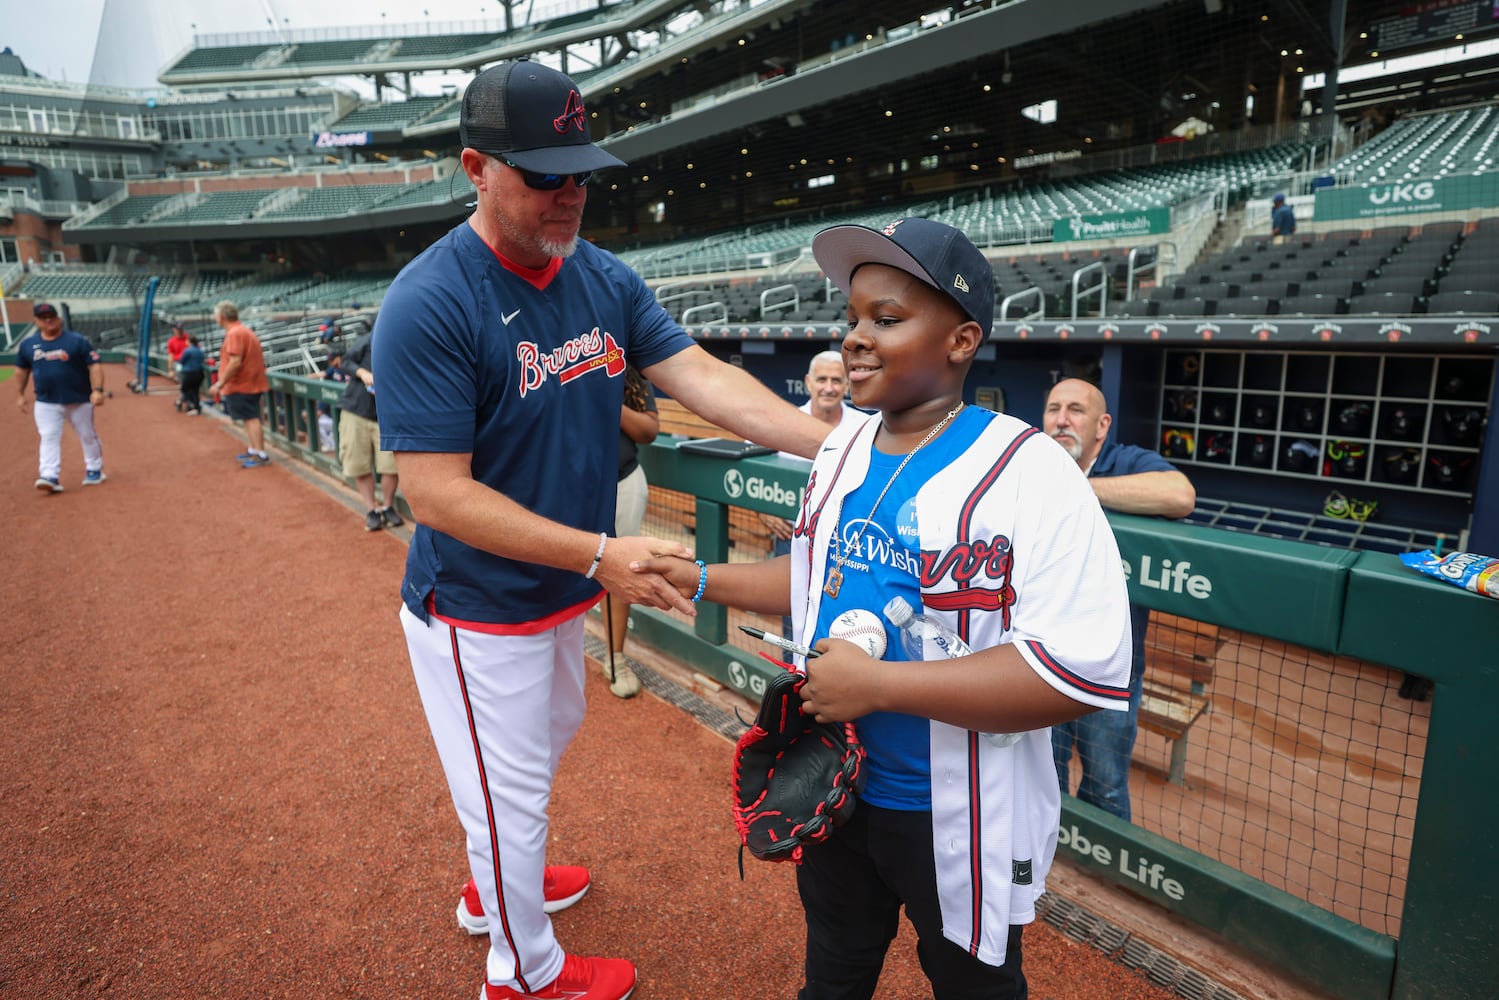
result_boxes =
[584,532,607,580]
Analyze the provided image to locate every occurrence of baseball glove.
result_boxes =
[732,660,867,867]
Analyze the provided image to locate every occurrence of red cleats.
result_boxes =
[484,953,636,1000]
[457,866,592,935]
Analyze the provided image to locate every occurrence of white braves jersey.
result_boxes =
[790,408,1132,966]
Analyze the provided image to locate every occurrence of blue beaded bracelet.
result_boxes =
[691,559,707,603]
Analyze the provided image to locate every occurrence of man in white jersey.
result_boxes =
[637,218,1132,997]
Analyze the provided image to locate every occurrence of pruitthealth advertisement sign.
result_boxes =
[1313,174,1499,220]
[1053,207,1170,242]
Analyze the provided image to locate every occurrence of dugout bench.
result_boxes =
[1138,614,1220,785]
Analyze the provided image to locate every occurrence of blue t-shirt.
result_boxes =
[178,344,205,374]
[373,222,695,627]
[17,329,99,404]
[1089,440,1182,675]
[812,406,988,810]
[1271,202,1296,235]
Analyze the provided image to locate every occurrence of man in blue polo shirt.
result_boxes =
[15,302,107,492]
[1043,377,1196,821]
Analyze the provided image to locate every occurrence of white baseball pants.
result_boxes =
[399,604,589,993]
[33,401,103,480]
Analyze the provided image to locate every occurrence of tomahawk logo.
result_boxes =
[881,219,906,236]
[554,90,587,135]
[515,329,626,396]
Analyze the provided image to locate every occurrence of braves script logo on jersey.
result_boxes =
[554,90,587,135]
[31,346,75,362]
[515,329,626,396]
[919,537,1018,630]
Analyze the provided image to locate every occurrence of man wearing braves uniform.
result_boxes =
[16,301,107,492]
[371,59,830,1000]
[1044,377,1195,822]
[637,219,1132,997]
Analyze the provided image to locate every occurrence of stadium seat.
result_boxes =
[1157,296,1214,317]
[1346,291,1419,315]
[1217,295,1275,318]
[1117,298,1157,317]
[1276,294,1345,316]
[1424,290,1499,315]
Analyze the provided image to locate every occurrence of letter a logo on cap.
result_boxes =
[954,274,970,293]
[554,90,587,134]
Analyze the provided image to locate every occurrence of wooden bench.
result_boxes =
[1137,613,1222,785]
[1139,678,1212,785]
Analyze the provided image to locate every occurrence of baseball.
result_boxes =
[829,608,887,659]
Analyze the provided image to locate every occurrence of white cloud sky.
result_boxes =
[7,0,576,91]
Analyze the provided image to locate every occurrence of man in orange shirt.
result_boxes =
[207,300,272,468]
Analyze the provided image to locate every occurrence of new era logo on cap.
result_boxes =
[811,218,995,334]
[460,60,625,176]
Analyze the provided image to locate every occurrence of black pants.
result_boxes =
[179,370,204,411]
[795,803,1027,1000]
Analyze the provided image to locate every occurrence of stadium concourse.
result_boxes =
[6,363,1307,1000]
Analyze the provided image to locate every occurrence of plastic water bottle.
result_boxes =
[883,596,1023,748]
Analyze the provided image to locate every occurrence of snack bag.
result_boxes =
[1399,549,1499,600]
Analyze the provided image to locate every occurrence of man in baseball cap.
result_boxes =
[17,301,108,490]
[460,58,625,177]
[1270,191,1296,241]
[372,54,832,1000]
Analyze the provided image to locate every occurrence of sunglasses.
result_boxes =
[501,157,591,191]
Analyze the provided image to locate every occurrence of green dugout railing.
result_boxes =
[231,371,1495,1000]
[634,437,1499,1000]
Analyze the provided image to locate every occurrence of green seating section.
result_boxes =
[387,33,504,58]
[160,190,277,223]
[78,195,177,228]
[254,184,410,221]
[1337,105,1499,185]
[169,45,276,72]
[18,272,184,300]
[332,96,450,131]
[282,40,384,65]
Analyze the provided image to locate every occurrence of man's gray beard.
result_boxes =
[1051,432,1084,462]
[496,208,578,259]
[538,235,578,258]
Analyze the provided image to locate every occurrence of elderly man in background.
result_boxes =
[1043,376,1195,822]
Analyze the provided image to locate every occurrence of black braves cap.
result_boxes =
[460,60,625,174]
[812,218,995,334]
[33,302,59,317]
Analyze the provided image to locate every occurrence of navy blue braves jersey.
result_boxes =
[373,222,694,627]
[17,329,99,404]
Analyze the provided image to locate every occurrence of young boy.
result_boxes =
[635,218,1132,999]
